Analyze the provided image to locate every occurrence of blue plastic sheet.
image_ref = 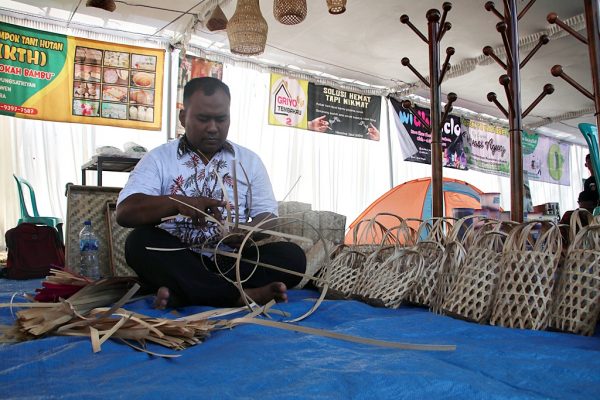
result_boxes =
[1,278,599,399]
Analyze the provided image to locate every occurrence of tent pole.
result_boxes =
[385,98,394,189]
[427,9,443,218]
[166,50,174,141]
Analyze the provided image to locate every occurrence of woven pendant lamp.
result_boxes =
[327,0,346,15]
[86,0,116,12]
[227,0,268,56]
[206,5,228,32]
[274,0,307,25]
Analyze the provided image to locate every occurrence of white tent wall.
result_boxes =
[0,19,592,250]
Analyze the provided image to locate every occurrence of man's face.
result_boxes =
[179,89,230,160]
[586,157,594,175]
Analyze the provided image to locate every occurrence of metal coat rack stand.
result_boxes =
[483,0,556,222]
[400,2,458,218]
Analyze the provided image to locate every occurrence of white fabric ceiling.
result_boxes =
[0,0,596,145]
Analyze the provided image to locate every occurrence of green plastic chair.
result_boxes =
[578,123,600,216]
[13,174,64,243]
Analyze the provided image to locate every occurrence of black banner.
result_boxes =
[307,83,381,141]
[389,97,466,169]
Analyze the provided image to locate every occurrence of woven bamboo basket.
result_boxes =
[405,218,453,307]
[353,247,424,308]
[406,240,445,307]
[273,0,307,25]
[105,202,136,277]
[430,240,466,314]
[489,222,562,330]
[315,246,367,298]
[441,231,508,322]
[559,208,595,258]
[65,185,121,277]
[352,213,408,244]
[351,244,398,300]
[227,0,268,56]
[416,217,456,246]
[549,224,600,336]
[447,216,513,251]
[206,4,228,32]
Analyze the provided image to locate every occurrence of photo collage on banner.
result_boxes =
[389,97,466,169]
[73,48,157,122]
[176,54,224,136]
[0,21,164,130]
[268,73,381,141]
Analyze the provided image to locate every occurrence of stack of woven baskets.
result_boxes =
[316,210,600,336]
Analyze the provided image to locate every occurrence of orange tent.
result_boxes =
[345,177,484,244]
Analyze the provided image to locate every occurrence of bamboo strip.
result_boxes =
[224,316,456,352]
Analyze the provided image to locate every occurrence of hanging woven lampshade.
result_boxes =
[227,0,268,56]
[86,0,116,12]
[206,5,228,32]
[326,0,346,15]
[274,0,307,25]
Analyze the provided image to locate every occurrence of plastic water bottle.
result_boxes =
[79,220,100,280]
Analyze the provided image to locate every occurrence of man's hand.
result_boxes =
[116,193,226,228]
[173,195,226,226]
[308,115,330,132]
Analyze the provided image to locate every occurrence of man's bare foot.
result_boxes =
[153,286,170,309]
[239,282,288,306]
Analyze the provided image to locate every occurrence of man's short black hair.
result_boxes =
[586,154,591,161]
[183,77,230,106]
[578,189,598,203]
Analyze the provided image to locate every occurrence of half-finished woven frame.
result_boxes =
[490,222,562,330]
[441,232,507,322]
[549,224,600,336]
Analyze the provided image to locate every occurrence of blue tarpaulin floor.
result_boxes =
[1,278,599,399]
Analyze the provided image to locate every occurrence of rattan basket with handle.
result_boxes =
[353,247,424,308]
[489,222,562,330]
[406,218,454,307]
[430,240,466,315]
[315,246,367,298]
[441,231,508,322]
[351,242,398,300]
[549,224,600,336]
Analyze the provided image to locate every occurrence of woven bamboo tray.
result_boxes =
[441,231,508,322]
[490,222,562,330]
[549,224,600,336]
